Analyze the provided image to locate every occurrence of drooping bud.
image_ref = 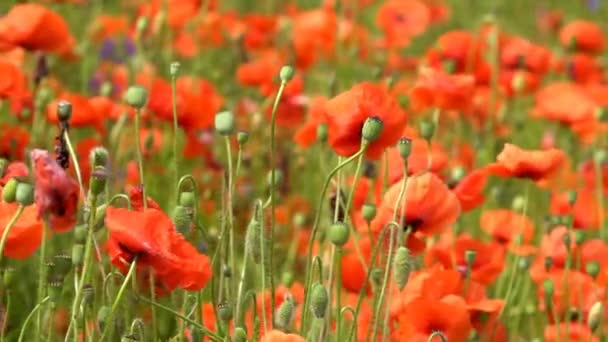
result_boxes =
[275,294,295,331]
[124,86,148,109]
[233,327,248,342]
[15,182,34,206]
[266,169,283,189]
[52,254,72,279]
[73,225,88,244]
[2,178,17,203]
[361,116,383,143]
[327,222,350,246]
[310,283,329,318]
[179,191,196,207]
[586,261,600,279]
[393,247,411,290]
[245,213,262,264]
[588,301,605,332]
[172,205,193,234]
[214,111,235,136]
[279,66,295,83]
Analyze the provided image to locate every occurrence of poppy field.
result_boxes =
[0,0,607,341]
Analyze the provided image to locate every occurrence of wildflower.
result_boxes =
[486,143,566,182]
[410,67,476,112]
[480,209,535,246]
[293,96,328,148]
[0,124,29,160]
[0,202,42,259]
[292,7,337,69]
[376,0,431,48]
[452,168,489,212]
[30,149,79,232]
[559,20,604,54]
[260,329,305,342]
[550,188,601,229]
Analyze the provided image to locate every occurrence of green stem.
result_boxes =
[35,223,48,342]
[224,136,236,302]
[100,258,138,341]
[300,145,368,332]
[1,290,10,342]
[18,297,49,342]
[134,108,146,209]
[171,71,180,190]
[63,131,86,201]
[335,247,344,340]
[149,273,158,342]
[269,80,288,324]
[0,205,24,265]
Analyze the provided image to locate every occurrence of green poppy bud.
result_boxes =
[317,123,328,143]
[586,261,600,279]
[121,334,138,342]
[52,254,72,279]
[3,267,15,288]
[245,216,262,264]
[82,284,95,307]
[179,191,196,207]
[266,169,283,189]
[361,116,383,143]
[218,302,233,322]
[362,204,376,222]
[281,272,294,287]
[89,167,108,196]
[214,111,235,135]
[15,182,34,206]
[327,222,350,246]
[397,137,412,160]
[97,306,111,331]
[275,294,295,331]
[237,131,249,145]
[233,327,248,342]
[393,247,411,290]
[89,147,109,168]
[100,82,113,97]
[310,283,329,318]
[418,120,435,142]
[124,86,148,109]
[172,205,193,234]
[72,244,85,267]
[465,250,477,268]
[57,100,72,122]
[2,178,17,203]
[574,230,585,245]
[543,279,554,297]
[48,280,63,303]
[279,66,295,83]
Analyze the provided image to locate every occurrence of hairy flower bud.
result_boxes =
[310,283,329,318]
[275,294,295,331]
[393,247,411,290]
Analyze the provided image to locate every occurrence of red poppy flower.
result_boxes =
[324,82,407,160]
[550,188,601,230]
[30,149,79,233]
[0,61,27,99]
[261,330,305,342]
[559,20,604,54]
[0,4,75,57]
[263,76,308,129]
[531,82,597,127]
[0,161,28,186]
[562,53,603,84]
[242,14,278,51]
[545,323,597,342]
[486,143,566,182]
[410,67,476,112]
[376,0,431,48]
[90,15,129,41]
[372,172,460,247]
[292,8,337,69]
[47,93,106,133]
[425,30,482,75]
[452,168,489,212]
[538,269,600,320]
[74,138,100,187]
[0,202,42,259]
[501,37,551,74]
[105,206,212,293]
[480,209,535,246]
[0,124,29,160]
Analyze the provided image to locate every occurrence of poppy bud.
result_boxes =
[3,267,15,288]
[275,294,295,331]
[317,123,328,143]
[15,182,34,206]
[393,247,411,290]
[233,327,248,342]
[588,302,604,332]
[399,95,410,109]
[72,244,85,267]
[218,302,233,322]
[222,264,232,278]
[543,279,555,297]
[574,230,585,245]
[90,167,108,196]
[594,150,607,164]
[518,256,530,270]
[121,334,138,342]
[327,222,350,246]
[567,36,578,51]
[279,66,295,83]
[170,62,180,77]
[567,190,577,206]
[361,204,376,222]
[361,116,384,143]
[418,120,435,143]
[2,178,17,203]
[73,225,87,244]
[0,158,7,177]
[371,268,383,288]
[214,111,235,135]
[82,284,95,307]
[562,233,571,250]
[179,191,196,207]
[293,213,306,228]
[237,131,249,145]
[310,283,329,318]
[245,216,262,264]
[172,205,193,234]
[266,169,283,189]
[101,82,113,97]
[97,306,111,331]
[89,147,109,168]
[586,261,600,279]
[48,280,63,303]
[281,272,294,286]
[464,250,477,268]
[57,101,72,122]
[53,254,72,279]
[125,86,148,109]
[398,138,412,160]
[544,256,552,271]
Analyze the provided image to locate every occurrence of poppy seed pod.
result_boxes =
[233,327,248,342]
[101,82,113,97]
[362,204,377,222]
[518,256,530,270]
[275,294,295,331]
[327,222,350,246]
[2,178,18,203]
[89,147,109,168]
[586,261,600,279]
[179,191,196,207]
[511,195,526,212]
[121,334,139,342]
[57,100,72,122]
[418,120,435,143]
[125,86,148,109]
[73,225,87,244]
[214,111,235,135]
[574,230,585,245]
[52,254,73,279]
[281,272,294,286]
[361,116,384,143]
[594,150,607,164]
[237,131,249,145]
[567,190,578,206]
[135,16,149,36]
[588,302,604,332]
[279,65,295,83]
[90,167,108,196]
[266,169,283,189]
[15,182,34,206]
[218,302,233,322]
[48,280,63,303]
[393,247,411,290]
[398,137,412,160]
[310,283,329,318]
[544,256,553,271]
[316,123,328,143]
[170,62,180,77]
[172,205,193,235]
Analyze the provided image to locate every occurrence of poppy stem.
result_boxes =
[427,331,447,342]
[63,129,86,201]
[35,222,48,342]
[224,136,237,302]
[99,257,138,341]
[170,67,180,192]
[1,289,11,342]
[269,78,289,326]
[301,145,368,333]
[0,205,24,265]
[18,296,49,342]
[334,247,344,340]
[134,108,146,209]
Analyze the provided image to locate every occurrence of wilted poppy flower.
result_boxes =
[410,67,476,112]
[0,202,42,259]
[486,143,566,182]
[0,4,76,57]
[480,209,535,246]
[376,0,431,48]
[559,20,604,54]
[324,82,407,160]
[30,149,79,232]
[372,172,460,245]
[393,296,472,341]
[105,206,212,293]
